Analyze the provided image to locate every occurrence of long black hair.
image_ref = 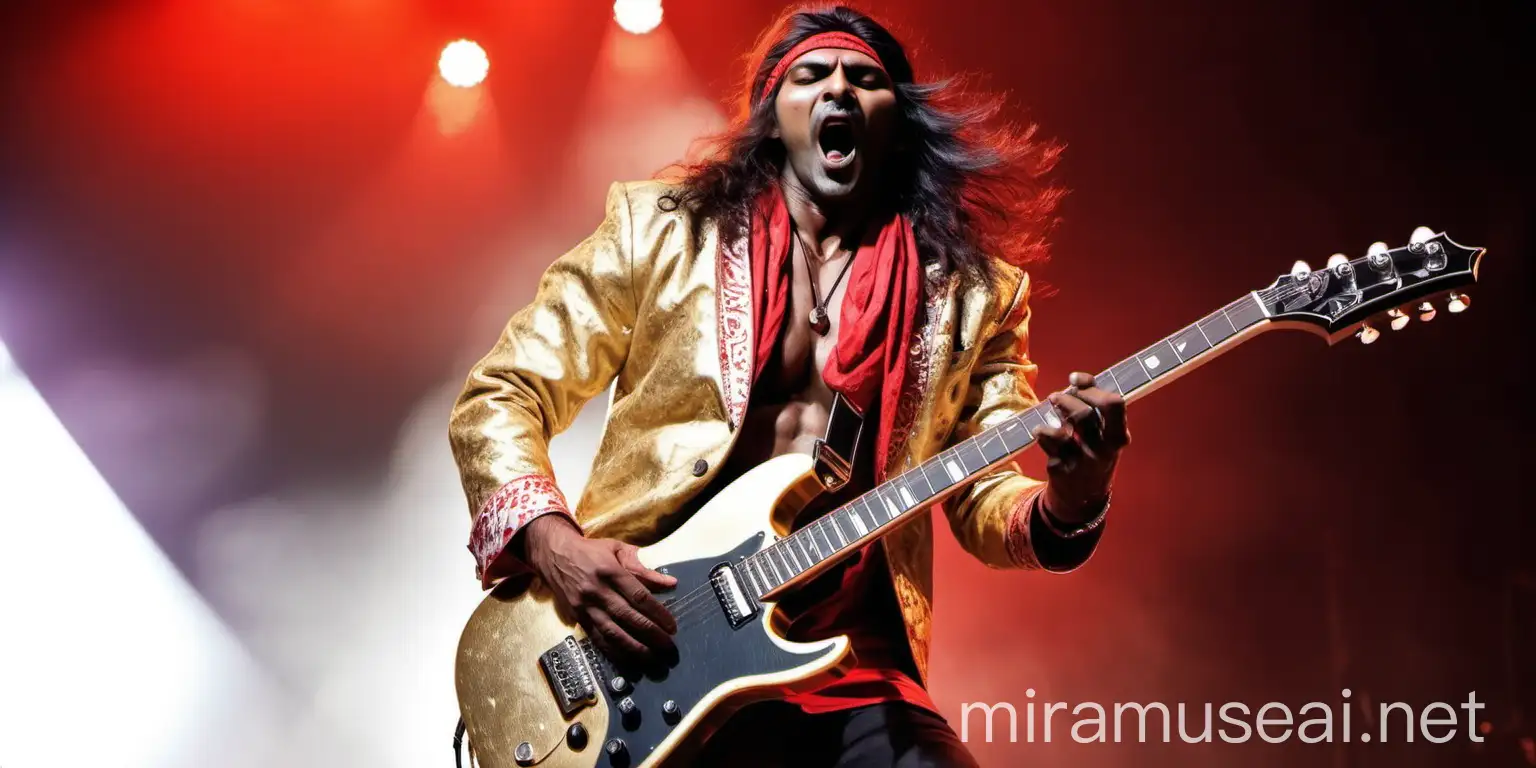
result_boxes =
[673,4,1063,278]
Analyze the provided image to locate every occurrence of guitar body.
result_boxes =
[455,454,852,768]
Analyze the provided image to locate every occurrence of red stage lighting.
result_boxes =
[438,40,488,88]
[614,0,663,35]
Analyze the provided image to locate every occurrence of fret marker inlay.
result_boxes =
[745,288,1275,602]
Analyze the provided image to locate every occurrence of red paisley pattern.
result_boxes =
[1004,487,1044,568]
[883,268,949,475]
[715,235,754,429]
[469,473,572,585]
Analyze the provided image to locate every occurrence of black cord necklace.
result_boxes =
[795,229,858,336]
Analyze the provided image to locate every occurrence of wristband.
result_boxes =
[1039,490,1111,540]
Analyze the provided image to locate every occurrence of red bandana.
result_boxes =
[759,31,886,103]
[748,184,921,481]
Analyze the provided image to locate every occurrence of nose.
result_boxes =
[821,63,853,104]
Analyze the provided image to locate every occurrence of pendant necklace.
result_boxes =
[796,231,857,336]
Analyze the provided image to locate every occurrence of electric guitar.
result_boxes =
[454,229,1485,768]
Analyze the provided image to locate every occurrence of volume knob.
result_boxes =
[605,738,631,766]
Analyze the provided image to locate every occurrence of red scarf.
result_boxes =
[748,185,921,480]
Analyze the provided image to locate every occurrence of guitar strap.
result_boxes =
[812,392,865,491]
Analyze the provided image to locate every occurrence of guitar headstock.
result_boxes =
[1258,227,1484,344]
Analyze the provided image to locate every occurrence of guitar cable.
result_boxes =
[453,716,468,768]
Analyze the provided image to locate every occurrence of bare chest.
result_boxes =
[733,251,853,462]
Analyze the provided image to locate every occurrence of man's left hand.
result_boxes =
[1033,371,1130,525]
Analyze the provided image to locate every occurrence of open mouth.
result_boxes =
[816,117,859,168]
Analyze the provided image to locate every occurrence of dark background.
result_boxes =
[1,0,1531,765]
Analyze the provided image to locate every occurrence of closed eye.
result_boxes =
[848,65,889,89]
[788,61,888,89]
[791,63,832,85]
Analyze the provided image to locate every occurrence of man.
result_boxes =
[449,5,1129,766]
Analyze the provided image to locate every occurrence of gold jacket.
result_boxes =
[449,180,1103,682]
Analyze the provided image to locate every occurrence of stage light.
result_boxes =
[614,0,663,35]
[438,40,489,88]
[0,337,284,767]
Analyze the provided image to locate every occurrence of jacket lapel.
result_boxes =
[713,230,754,431]
[883,262,957,475]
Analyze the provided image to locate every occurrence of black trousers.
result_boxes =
[691,700,980,768]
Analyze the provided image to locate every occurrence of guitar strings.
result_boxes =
[607,276,1385,635]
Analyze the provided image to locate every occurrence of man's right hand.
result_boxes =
[522,514,679,666]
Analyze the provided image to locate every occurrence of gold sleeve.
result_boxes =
[449,182,636,587]
[942,270,1104,572]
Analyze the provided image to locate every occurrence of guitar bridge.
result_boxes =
[538,636,598,716]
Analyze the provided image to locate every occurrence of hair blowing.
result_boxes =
[670,4,1064,278]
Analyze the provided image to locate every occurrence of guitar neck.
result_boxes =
[737,292,1274,601]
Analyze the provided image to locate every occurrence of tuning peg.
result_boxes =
[1387,308,1410,330]
[1357,323,1381,344]
[1291,260,1312,276]
[1447,292,1471,313]
[1366,241,1392,272]
[1410,226,1435,244]
[1417,301,1437,322]
[1327,253,1349,269]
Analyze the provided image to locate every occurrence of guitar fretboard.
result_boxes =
[733,292,1271,599]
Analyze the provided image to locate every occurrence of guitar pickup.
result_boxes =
[538,636,598,716]
[710,563,759,629]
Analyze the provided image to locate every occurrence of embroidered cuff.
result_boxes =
[1004,487,1105,573]
[468,474,574,588]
